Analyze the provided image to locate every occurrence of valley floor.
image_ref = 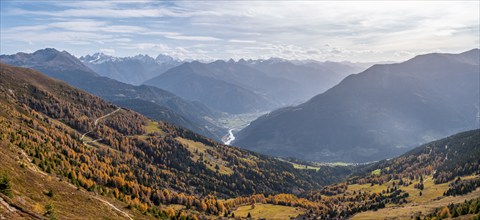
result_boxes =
[217,112,267,144]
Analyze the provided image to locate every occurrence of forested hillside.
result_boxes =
[304,129,480,219]
[1,64,478,219]
[350,129,480,184]
[235,129,479,219]
[0,49,227,141]
[0,63,350,218]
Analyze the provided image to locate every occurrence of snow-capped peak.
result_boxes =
[80,53,180,65]
[80,52,116,64]
[155,54,179,64]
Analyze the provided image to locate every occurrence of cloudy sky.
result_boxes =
[1,1,478,62]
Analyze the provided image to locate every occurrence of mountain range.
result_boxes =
[144,58,366,114]
[0,49,226,141]
[145,61,280,113]
[2,48,478,164]
[80,53,182,85]
[0,53,479,219]
[234,49,480,163]
[242,58,366,102]
[0,48,368,140]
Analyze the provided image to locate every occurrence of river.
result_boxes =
[224,129,235,145]
[219,111,268,145]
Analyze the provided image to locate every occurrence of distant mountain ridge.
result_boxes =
[0,48,99,82]
[144,58,366,114]
[80,52,182,85]
[0,48,92,72]
[81,53,180,64]
[234,49,480,163]
[242,58,365,101]
[145,61,282,113]
[0,48,226,140]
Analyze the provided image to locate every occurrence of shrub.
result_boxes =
[0,173,13,198]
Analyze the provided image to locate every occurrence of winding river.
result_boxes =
[224,129,235,145]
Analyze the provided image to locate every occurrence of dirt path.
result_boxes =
[80,108,121,143]
[0,194,44,219]
[0,197,16,212]
[77,108,132,219]
[92,197,133,220]
[94,108,121,126]
[84,138,102,144]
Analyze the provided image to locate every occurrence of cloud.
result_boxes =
[9,7,182,18]
[117,43,197,60]
[1,1,478,62]
[100,48,115,55]
[228,39,256,44]
[163,34,221,41]
[5,19,146,35]
[2,30,113,44]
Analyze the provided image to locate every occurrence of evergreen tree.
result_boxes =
[0,173,13,198]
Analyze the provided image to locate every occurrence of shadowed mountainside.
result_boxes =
[234,49,480,163]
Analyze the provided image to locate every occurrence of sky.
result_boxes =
[1,1,479,62]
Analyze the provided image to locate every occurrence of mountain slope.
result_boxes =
[0,48,226,141]
[234,49,480,163]
[222,129,480,219]
[0,63,351,217]
[145,59,365,113]
[349,129,480,184]
[80,53,181,85]
[347,129,480,219]
[244,58,366,102]
[144,61,279,113]
[301,129,480,219]
[0,140,151,220]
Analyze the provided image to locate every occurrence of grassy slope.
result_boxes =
[352,187,480,220]
[240,174,480,220]
[176,137,234,175]
[233,203,304,219]
[347,175,454,203]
